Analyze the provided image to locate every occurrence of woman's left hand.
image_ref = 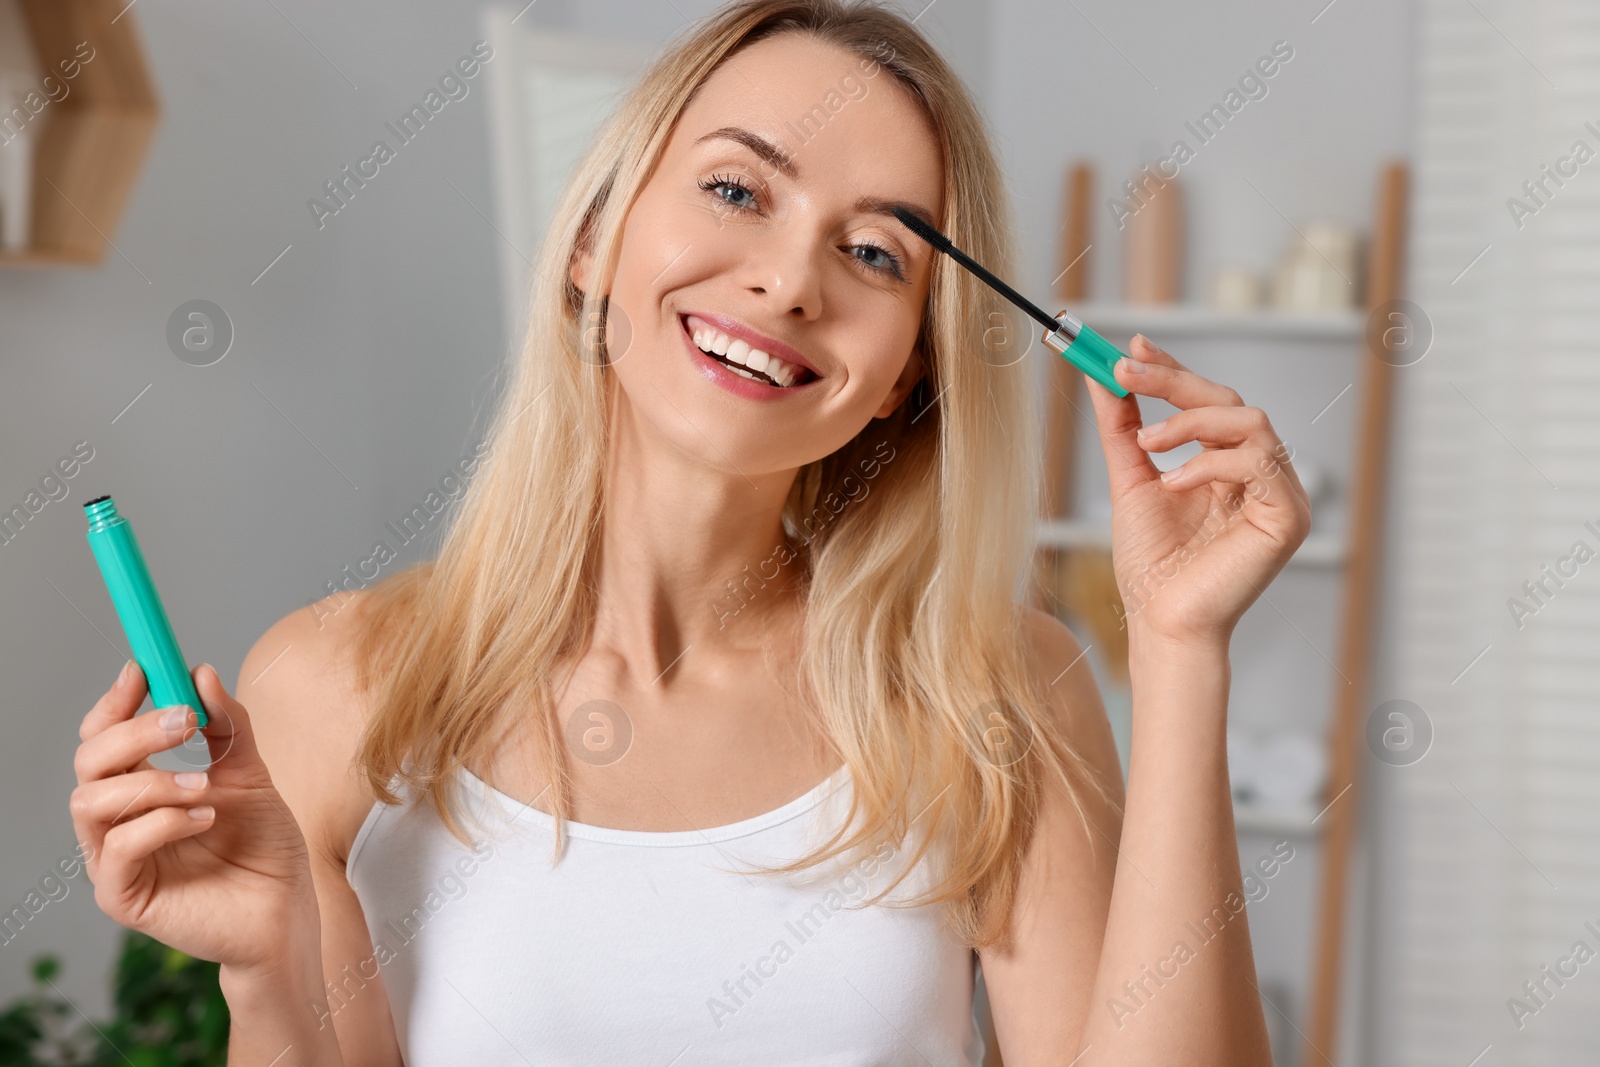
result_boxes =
[1083,333,1312,646]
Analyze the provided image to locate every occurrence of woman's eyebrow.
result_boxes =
[855,196,937,234]
[693,126,797,178]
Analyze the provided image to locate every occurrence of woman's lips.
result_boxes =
[679,312,822,382]
[678,315,822,400]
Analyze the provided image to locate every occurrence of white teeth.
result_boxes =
[688,319,809,387]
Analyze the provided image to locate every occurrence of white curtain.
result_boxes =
[1379,1,1600,1064]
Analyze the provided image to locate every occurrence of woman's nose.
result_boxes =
[739,227,824,321]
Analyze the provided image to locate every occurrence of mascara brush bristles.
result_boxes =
[890,207,1062,336]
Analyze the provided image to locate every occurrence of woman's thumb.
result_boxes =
[190,662,263,773]
[1085,369,1158,495]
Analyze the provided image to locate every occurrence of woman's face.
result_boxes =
[591,32,945,476]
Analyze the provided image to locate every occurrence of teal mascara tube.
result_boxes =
[83,495,207,727]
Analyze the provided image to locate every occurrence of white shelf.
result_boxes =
[1059,302,1364,340]
[1038,519,1346,568]
[1234,800,1324,838]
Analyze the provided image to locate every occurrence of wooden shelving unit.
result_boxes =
[1233,801,1324,838]
[0,0,159,269]
[1020,161,1408,1067]
[1038,517,1347,568]
[1056,302,1364,341]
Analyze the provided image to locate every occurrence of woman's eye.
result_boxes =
[702,177,758,211]
[717,182,755,209]
[851,243,907,280]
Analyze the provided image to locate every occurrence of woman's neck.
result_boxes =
[593,398,808,682]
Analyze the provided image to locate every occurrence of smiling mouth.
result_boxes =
[681,314,818,387]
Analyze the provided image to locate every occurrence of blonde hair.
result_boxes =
[349,0,1117,950]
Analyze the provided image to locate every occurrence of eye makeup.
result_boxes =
[697,171,911,282]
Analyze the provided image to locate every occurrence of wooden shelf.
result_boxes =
[1058,302,1364,340]
[1031,161,1408,1067]
[1037,518,1347,567]
[1234,800,1323,838]
[0,0,159,269]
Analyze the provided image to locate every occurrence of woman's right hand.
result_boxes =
[69,660,318,976]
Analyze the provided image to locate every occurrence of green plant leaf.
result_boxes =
[0,933,230,1067]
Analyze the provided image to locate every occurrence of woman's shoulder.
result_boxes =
[1019,605,1088,694]
[1018,605,1117,757]
[236,590,385,866]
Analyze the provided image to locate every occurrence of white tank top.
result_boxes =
[344,761,988,1065]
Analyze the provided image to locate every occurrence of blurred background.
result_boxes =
[1,0,1592,1064]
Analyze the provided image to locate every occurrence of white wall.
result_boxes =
[0,0,546,1018]
[561,0,992,109]
[987,0,1412,308]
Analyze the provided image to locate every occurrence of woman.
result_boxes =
[68,1,1308,1063]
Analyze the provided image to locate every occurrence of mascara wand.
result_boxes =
[891,207,1131,398]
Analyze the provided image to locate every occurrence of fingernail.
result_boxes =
[186,806,215,821]
[160,706,193,732]
[1138,419,1166,438]
[174,771,207,790]
[119,660,133,685]
[1119,357,1148,374]
[1160,464,1185,483]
